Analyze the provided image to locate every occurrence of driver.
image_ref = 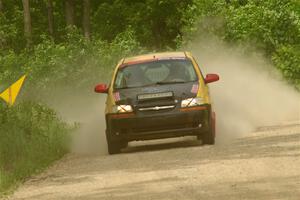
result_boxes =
[124,66,147,87]
[164,62,188,82]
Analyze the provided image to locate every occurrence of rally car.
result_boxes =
[95,52,219,154]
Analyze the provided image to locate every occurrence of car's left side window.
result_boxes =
[114,70,124,88]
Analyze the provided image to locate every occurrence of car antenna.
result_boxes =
[184,51,188,58]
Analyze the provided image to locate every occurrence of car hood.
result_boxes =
[114,81,199,106]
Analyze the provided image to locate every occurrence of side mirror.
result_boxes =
[204,74,219,84]
[94,83,109,93]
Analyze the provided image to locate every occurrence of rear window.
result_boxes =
[114,59,197,89]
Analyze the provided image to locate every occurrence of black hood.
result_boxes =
[114,81,198,106]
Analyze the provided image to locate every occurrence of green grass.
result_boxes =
[0,101,72,196]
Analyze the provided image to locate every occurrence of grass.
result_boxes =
[0,101,72,196]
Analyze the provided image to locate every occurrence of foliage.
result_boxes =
[182,0,300,89]
[0,0,194,50]
[223,1,300,55]
[0,4,24,51]
[272,45,300,88]
[0,101,72,195]
[223,0,300,88]
[0,28,144,101]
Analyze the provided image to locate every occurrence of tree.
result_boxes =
[22,0,32,48]
[47,0,54,37]
[0,0,3,13]
[83,0,91,40]
[65,0,75,26]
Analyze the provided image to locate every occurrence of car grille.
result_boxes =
[138,105,175,111]
[136,96,177,112]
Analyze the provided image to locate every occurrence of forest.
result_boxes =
[0,0,299,195]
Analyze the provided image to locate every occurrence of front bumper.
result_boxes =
[106,105,211,141]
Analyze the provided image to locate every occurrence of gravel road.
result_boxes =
[9,124,300,200]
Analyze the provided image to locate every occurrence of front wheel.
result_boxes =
[202,112,216,145]
[106,130,123,154]
[107,138,122,154]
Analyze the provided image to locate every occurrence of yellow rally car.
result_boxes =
[95,52,219,154]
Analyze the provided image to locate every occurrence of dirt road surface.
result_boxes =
[9,124,300,200]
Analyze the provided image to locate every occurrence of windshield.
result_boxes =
[114,59,198,89]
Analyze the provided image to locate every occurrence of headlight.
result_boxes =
[112,105,133,113]
[181,97,204,107]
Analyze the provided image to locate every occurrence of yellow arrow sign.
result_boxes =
[0,75,26,106]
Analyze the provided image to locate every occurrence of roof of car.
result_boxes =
[121,52,187,66]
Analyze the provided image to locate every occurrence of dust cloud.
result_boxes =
[187,38,300,143]
[47,92,109,155]
[70,95,108,155]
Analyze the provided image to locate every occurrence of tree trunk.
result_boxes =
[0,1,3,48]
[0,0,3,13]
[22,0,32,48]
[82,0,91,40]
[65,0,75,26]
[47,0,54,37]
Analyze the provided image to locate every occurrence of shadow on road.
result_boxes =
[122,136,202,154]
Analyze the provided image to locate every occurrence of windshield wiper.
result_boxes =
[116,85,141,89]
[116,83,157,89]
[116,81,187,89]
[156,81,186,85]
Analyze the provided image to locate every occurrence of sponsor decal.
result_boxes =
[113,92,121,101]
[138,92,173,100]
[191,84,199,94]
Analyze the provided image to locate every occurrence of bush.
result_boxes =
[272,45,300,88]
[0,28,145,101]
[0,101,72,195]
[222,0,300,89]
[181,0,300,89]
[224,1,300,55]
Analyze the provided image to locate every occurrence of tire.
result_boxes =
[119,140,128,149]
[107,139,122,155]
[202,130,215,145]
[202,111,216,145]
[106,130,122,155]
